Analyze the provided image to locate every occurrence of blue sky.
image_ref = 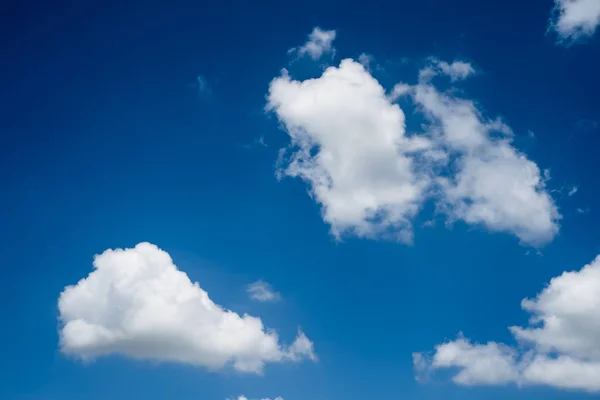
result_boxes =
[2,0,600,399]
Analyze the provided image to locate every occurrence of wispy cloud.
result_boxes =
[568,186,578,196]
[418,58,475,83]
[247,280,281,302]
[242,135,268,150]
[189,75,212,99]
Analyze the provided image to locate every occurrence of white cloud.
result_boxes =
[58,243,316,374]
[247,280,281,302]
[416,255,600,392]
[229,396,283,400]
[568,186,578,196]
[413,81,560,246]
[267,60,430,242]
[429,337,519,386]
[418,59,475,83]
[267,56,559,245]
[551,0,600,42]
[437,60,475,82]
[292,27,336,60]
[388,83,412,101]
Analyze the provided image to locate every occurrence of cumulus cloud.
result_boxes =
[266,55,559,245]
[247,280,281,302]
[415,255,600,392]
[58,243,315,373]
[550,0,600,42]
[267,60,430,242]
[413,81,560,246]
[291,27,336,60]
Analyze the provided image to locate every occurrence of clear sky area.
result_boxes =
[2,0,600,399]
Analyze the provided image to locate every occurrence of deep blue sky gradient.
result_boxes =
[1,0,600,399]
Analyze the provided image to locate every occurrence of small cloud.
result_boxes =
[388,83,412,101]
[420,58,475,83]
[543,168,552,182]
[551,185,579,198]
[289,27,336,61]
[577,207,590,214]
[358,53,374,70]
[525,248,543,257]
[418,66,437,83]
[242,135,268,150]
[568,186,578,196]
[413,352,433,382]
[247,280,281,302]
[550,0,600,44]
[437,60,475,82]
[188,75,212,99]
[421,220,436,228]
[196,75,210,93]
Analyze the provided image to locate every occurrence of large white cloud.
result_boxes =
[415,255,600,392]
[267,55,559,245]
[551,0,600,42]
[267,60,430,242]
[58,243,316,374]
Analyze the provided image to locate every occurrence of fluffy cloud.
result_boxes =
[267,60,430,242]
[247,280,281,302]
[291,27,336,60]
[58,243,316,373]
[551,0,600,42]
[437,60,475,81]
[415,255,600,392]
[267,54,559,245]
[230,396,283,400]
[413,81,560,245]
